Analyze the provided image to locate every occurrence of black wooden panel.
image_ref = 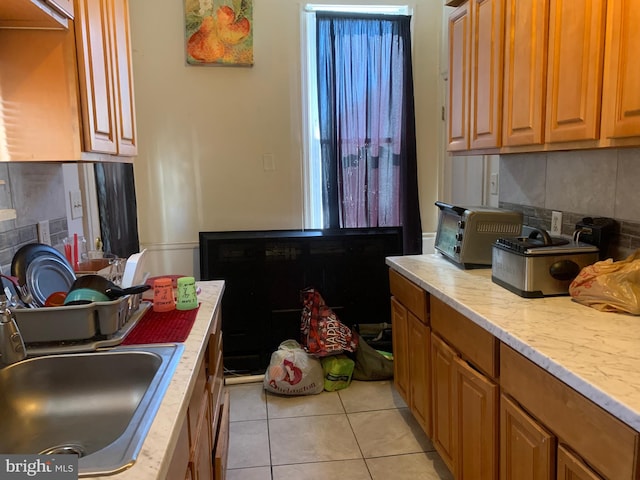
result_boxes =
[199,228,402,374]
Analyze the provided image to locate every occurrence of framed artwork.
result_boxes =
[184,0,253,66]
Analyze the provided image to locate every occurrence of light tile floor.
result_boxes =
[226,379,453,480]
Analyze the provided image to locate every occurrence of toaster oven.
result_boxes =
[434,201,523,268]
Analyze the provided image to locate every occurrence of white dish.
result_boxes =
[121,249,148,288]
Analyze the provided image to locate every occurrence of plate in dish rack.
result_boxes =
[11,243,74,286]
[25,255,76,307]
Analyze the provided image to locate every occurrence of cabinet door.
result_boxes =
[408,314,432,437]
[454,356,498,480]
[502,0,549,146]
[557,445,603,480]
[213,390,230,480]
[431,333,457,473]
[500,394,555,480]
[391,297,410,402]
[107,0,137,155]
[469,0,504,149]
[601,0,640,139]
[545,0,606,143]
[448,2,471,151]
[192,393,213,480]
[75,0,118,154]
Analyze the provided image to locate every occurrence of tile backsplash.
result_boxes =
[499,148,640,261]
[0,163,68,274]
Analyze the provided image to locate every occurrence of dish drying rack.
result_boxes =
[13,293,151,356]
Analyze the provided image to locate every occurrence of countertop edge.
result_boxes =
[387,255,640,433]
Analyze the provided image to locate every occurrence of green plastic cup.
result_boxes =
[176,276,198,310]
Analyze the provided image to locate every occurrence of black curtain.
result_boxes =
[316,12,422,254]
[94,162,140,258]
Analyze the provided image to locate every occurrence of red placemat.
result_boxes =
[122,305,200,345]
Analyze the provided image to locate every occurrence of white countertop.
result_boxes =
[88,280,225,480]
[387,254,640,432]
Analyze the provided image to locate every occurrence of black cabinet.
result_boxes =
[199,228,403,374]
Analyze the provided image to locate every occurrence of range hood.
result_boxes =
[0,0,73,29]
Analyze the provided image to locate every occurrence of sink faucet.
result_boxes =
[0,299,26,367]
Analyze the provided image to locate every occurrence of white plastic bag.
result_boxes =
[264,339,324,395]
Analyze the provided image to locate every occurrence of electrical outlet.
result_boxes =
[37,220,51,245]
[551,211,563,235]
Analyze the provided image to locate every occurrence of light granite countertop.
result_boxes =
[387,254,640,433]
[88,280,225,480]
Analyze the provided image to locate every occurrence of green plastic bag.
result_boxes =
[321,354,355,391]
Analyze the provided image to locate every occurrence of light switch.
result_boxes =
[70,190,83,219]
[263,153,276,171]
[490,173,499,195]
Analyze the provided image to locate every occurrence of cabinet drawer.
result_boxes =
[214,389,231,480]
[389,269,428,323]
[431,296,498,378]
[501,343,640,480]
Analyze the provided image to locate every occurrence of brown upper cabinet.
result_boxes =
[449,0,636,153]
[501,0,549,147]
[0,0,137,161]
[0,26,82,161]
[75,0,137,156]
[447,3,470,151]
[601,1,640,141]
[544,0,606,143]
[448,0,504,151]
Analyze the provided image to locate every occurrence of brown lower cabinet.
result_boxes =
[166,308,230,480]
[500,393,555,480]
[430,324,498,479]
[391,296,432,435]
[390,269,431,436]
[500,392,605,480]
[389,268,640,480]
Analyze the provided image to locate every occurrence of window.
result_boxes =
[302,4,412,229]
[301,4,422,254]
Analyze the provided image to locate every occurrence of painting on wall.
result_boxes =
[184,0,253,66]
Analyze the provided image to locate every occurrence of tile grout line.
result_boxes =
[264,383,275,479]
[339,389,375,479]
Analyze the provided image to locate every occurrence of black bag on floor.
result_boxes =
[348,332,394,381]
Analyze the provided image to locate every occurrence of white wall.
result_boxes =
[128,0,445,278]
[445,154,500,207]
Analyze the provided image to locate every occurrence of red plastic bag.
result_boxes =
[300,288,358,357]
[569,250,640,314]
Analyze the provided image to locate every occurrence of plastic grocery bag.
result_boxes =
[569,250,640,314]
[321,354,355,391]
[264,340,324,395]
[300,287,359,357]
[348,332,394,381]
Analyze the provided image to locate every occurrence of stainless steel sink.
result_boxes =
[0,343,183,477]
